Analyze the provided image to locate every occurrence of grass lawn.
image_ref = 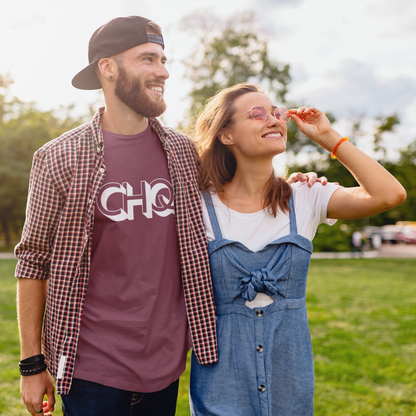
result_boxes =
[1,258,415,415]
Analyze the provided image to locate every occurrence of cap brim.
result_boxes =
[72,61,102,90]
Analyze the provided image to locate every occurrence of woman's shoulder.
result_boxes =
[291,181,341,214]
[290,181,340,195]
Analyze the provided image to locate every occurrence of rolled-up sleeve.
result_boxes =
[15,150,63,280]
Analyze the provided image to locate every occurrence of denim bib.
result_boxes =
[190,192,315,416]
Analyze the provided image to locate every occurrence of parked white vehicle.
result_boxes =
[380,225,402,244]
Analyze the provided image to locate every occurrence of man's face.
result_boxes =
[114,42,169,118]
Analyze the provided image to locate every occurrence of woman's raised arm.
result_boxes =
[289,107,406,220]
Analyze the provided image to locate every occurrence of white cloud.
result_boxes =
[289,59,416,115]
[252,0,416,150]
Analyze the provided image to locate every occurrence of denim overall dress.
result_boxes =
[190,192,315,416]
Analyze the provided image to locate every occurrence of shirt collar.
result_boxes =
[93,108,168,147]
[149,117,168,145]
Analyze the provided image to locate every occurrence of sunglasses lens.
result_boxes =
[275,108,290,123]
[251,106,267,120]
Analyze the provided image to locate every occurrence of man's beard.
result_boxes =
[114,63,166,118]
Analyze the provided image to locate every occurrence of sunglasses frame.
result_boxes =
[231,105,290,123]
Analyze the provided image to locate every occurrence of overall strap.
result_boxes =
[202,191,223,239]
[288,193,298,235]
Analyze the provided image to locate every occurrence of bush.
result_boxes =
[313,221,353,252]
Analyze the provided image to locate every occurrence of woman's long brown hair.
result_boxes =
[193,83,291,217]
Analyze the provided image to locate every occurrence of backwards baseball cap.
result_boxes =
[72,16,164,90]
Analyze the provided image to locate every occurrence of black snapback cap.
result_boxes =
[72,16,164,90]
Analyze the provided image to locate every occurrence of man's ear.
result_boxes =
[97,57,117,81]
[218,129,234,146]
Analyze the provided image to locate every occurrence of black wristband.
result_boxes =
[20,363,47,376]
[19,354,47,376]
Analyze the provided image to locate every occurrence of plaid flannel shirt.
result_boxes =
[15,108,218,394]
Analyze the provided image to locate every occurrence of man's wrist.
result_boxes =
[19,354,47,376]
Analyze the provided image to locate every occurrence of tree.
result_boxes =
[373,114,400,162]
[180,11,291,123]
[180,11,338,158]
[0,75,85,247]
[382,139,416,223]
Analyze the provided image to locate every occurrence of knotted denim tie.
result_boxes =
[238,267,286,302]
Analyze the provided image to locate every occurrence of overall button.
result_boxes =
[256,310,263,317]
[258,385,266,392]
[256,345,263,353]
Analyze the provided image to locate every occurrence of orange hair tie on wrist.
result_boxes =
[331,137,349,159]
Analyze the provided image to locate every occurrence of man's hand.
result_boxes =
[21,371,55,415]
[17,278,52,414]
[288,172,331,188]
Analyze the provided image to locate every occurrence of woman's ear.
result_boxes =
[218,129,234,146]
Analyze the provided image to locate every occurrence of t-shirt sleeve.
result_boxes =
[292,182,341,241]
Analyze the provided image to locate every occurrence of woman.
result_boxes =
[189,83,406,416]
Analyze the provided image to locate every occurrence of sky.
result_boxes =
[1,0,415,167]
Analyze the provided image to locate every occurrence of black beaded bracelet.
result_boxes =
[19,354,48,376]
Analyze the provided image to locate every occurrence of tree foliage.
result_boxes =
[383,140,416,223]
[180,11,337,158]
[0,75,85,247]
[373,113,400,161]
[181,11,290,122]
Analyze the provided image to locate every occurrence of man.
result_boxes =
[351,229,363,256]
[15,15,323,416]
[16,15,218,416]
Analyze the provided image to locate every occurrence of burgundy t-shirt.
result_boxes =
[74,126,191,392]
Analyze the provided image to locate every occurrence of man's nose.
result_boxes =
[155,62,169,80]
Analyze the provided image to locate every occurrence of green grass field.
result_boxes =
[1,258,415,415]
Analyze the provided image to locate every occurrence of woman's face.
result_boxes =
[221,92,288,160]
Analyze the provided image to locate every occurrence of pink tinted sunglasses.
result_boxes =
[231,105,291,123]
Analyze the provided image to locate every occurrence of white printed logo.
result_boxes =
[97,179,174,221]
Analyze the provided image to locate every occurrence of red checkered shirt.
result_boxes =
[15,108,218,394]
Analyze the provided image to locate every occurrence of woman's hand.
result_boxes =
[289,107,336,151]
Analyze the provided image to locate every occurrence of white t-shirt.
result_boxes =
[352,231,363,247]
[201,181,340,308]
